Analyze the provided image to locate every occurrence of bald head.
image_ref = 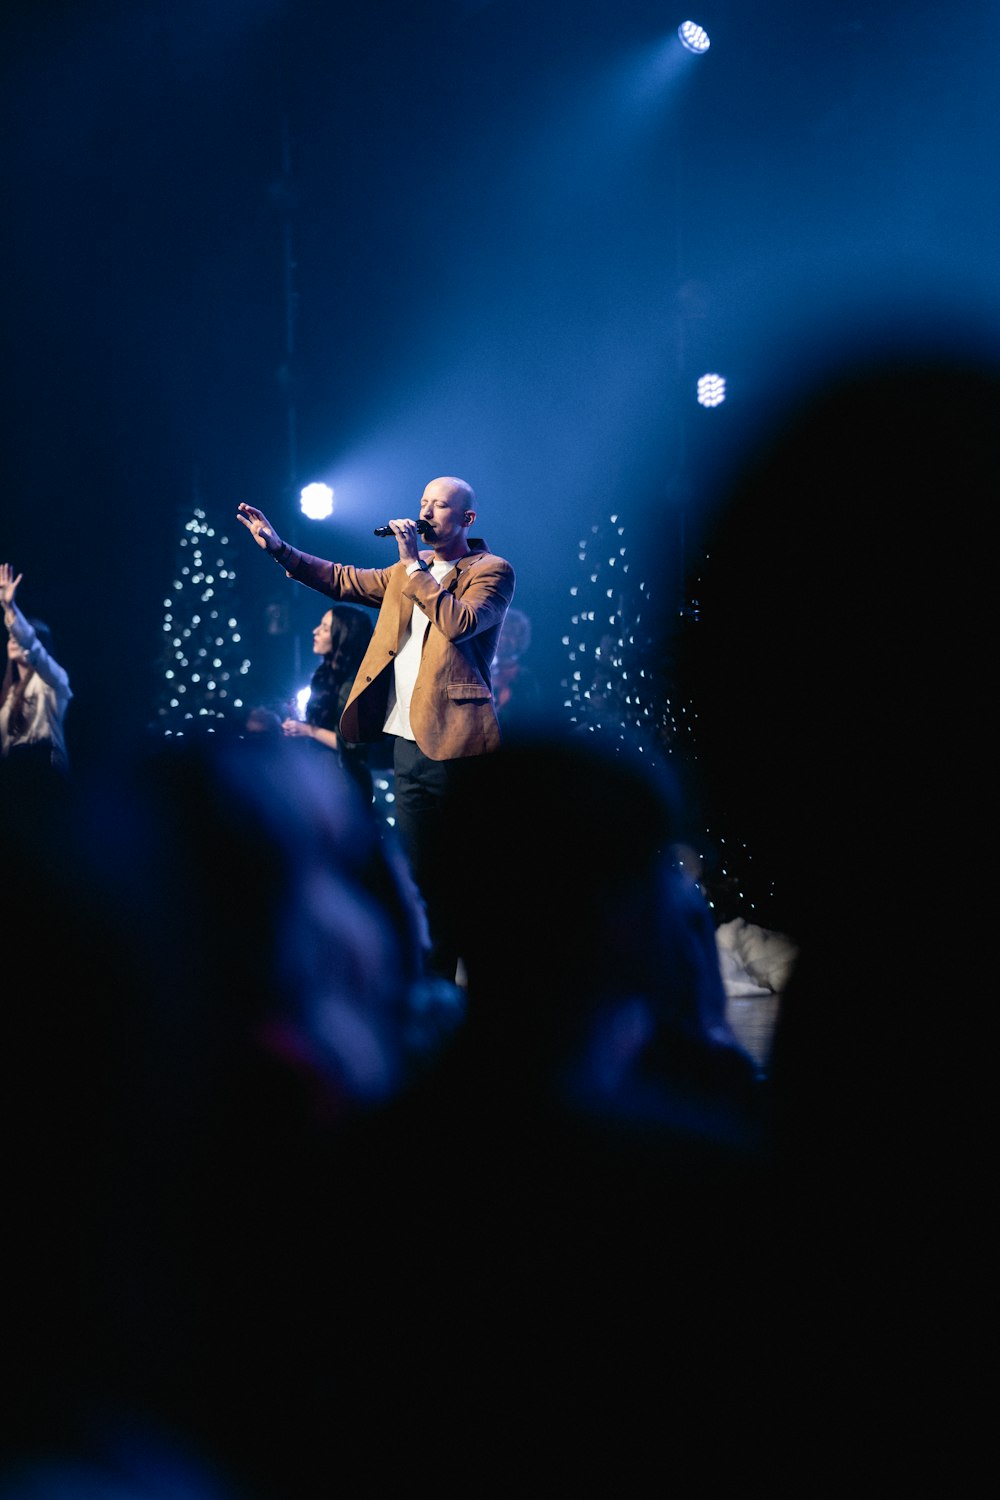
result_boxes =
[428,476,476,509]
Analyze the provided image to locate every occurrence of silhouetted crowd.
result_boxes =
[3,342,994,1496]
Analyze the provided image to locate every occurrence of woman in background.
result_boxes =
[282,603,375,804]
[491,605,541,735]
[1,562,72,776]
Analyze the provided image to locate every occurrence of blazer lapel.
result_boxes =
[394,569,416,649]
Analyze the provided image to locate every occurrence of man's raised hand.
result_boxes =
[236,503,283,554]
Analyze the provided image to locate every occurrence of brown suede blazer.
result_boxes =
[278,539,515,761]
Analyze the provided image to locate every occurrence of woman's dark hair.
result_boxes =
[305,606,373,731]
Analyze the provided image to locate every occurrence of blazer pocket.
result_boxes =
[446,682,492,702]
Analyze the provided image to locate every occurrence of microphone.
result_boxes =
[373,520,431,538]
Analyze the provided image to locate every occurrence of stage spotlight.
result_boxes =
[697,372,726,407]
[678,20,711,54]
[300,482,334,520]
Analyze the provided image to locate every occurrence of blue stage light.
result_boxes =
[678,20,711,55]
[697,373,726,407]
[300,482,334,519]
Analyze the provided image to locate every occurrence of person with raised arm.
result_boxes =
[1,562,72,777]
[237,477,515,982]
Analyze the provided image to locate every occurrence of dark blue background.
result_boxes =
[3,1,997,768]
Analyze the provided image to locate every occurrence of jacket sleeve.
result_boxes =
[405,556,515,642]
[6,606,72,702]
[280,547,394,608]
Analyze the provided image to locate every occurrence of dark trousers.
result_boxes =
[391,735,463,983]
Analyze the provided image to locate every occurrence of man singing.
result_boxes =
[238,476,515,982]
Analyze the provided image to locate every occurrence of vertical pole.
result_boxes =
[279,115,302,685]
[282,116,299,520]
[673,134,687,610]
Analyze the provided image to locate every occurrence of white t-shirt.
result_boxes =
[382,557,455,741]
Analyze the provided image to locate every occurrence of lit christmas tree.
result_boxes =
[150,494,252,741]
[560,508,691,759]
[560,506,776,927]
